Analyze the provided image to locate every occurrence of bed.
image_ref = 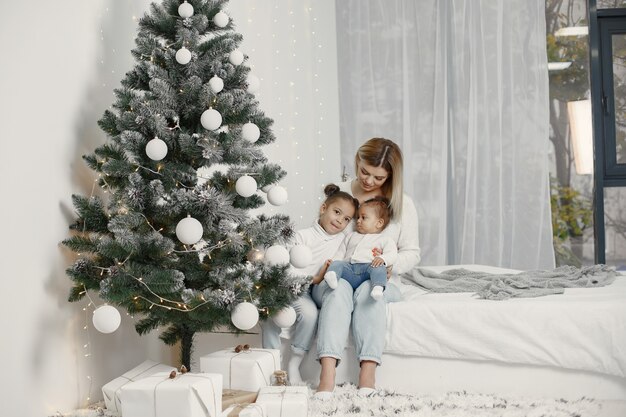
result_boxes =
[291,264,626,400]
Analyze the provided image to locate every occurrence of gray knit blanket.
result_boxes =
[401,265,618,300]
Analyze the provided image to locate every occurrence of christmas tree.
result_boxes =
[62,0,308,370]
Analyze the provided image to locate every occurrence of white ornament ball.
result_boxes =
[267,186,288,206]
[235,175,257,197]
[175,47,192,65]
[272,306,297,328]
[229,49,244,66]
[200,108,222,130]
[264,245,290,266]
[176,215,203,245]
[213,11,229,28]
[92,305,121,334]
[231,302,259,330]
[241,122,260,142]
[290,245,313,269]
[145,137,168,161]
[246,73,260,93]
[209,75,224,93]
[178,1,194,18]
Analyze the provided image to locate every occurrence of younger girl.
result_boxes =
[261,184,359,384]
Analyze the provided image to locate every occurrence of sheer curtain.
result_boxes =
[335,0,555,270]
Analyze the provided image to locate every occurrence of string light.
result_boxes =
[67,1,336,410]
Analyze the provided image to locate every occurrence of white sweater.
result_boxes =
[335,232,398,266]
[289,221,346,277]
[337,180,421,280]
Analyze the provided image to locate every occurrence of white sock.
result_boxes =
[370,285,384,300]
[324,271,338,289]
[287,351,305,385]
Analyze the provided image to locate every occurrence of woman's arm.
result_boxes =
[392,194,421,275]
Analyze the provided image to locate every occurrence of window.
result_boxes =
[546,0,595,267]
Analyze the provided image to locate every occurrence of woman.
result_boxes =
[312,137,421,397]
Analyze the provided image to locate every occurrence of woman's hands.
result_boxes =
[386,265,393,280]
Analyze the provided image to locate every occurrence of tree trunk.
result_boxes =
[550,100,572,188]
[180,327,195,371]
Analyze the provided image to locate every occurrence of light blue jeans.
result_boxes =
[261,290,319,353]
[327,260,387,290]
[312,279,402,365]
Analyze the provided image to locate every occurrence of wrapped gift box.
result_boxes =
[222,403,266,417]
[102,359,176,412]
[121,372,222,417]
[222,389,259,410]
[255,386,308,417]
[199,349,280,392]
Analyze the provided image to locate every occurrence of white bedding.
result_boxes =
[386,264,626,378]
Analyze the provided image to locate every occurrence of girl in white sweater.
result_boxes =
[261,184,358,383]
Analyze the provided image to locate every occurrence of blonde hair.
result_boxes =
[354,138,403,219]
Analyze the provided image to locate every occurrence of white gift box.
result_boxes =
[221,402,266,417]
[102,360,176,412]
[255,386,308,417]
[121,372,222,417]
[199,349,280,392]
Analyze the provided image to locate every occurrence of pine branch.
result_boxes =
[97,110,121,137]
[62,235,101,253]
[69,195,110,233]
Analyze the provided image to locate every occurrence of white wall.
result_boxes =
[0,1,339,415]
[192,0,341,367]
[229,0,342,228]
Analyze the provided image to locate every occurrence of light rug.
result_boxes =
[309,384,600,416]
[53,383,601,417]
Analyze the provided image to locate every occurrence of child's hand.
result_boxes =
[371,256,385,268]
[372,247,383,257]
[311,259,333,285]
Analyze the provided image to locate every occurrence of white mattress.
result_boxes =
[386,264,626,378]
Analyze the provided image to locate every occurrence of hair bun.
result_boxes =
[323,183,340,197]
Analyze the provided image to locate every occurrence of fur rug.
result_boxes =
[54,383,601,417]
[309,384,600,416]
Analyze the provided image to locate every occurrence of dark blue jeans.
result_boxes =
[327,260,387,290]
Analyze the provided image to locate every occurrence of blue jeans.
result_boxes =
[327,260,387,290]
[261,290,318,353]
[312,279,402,365]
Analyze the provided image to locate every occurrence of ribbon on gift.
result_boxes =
[228,349,278,388]
[261,387,308,417]
[279,388,307,417]
[147,373,219,417]
[222,389,259,409]
[108,362,173,407]
[225,402,265,417]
